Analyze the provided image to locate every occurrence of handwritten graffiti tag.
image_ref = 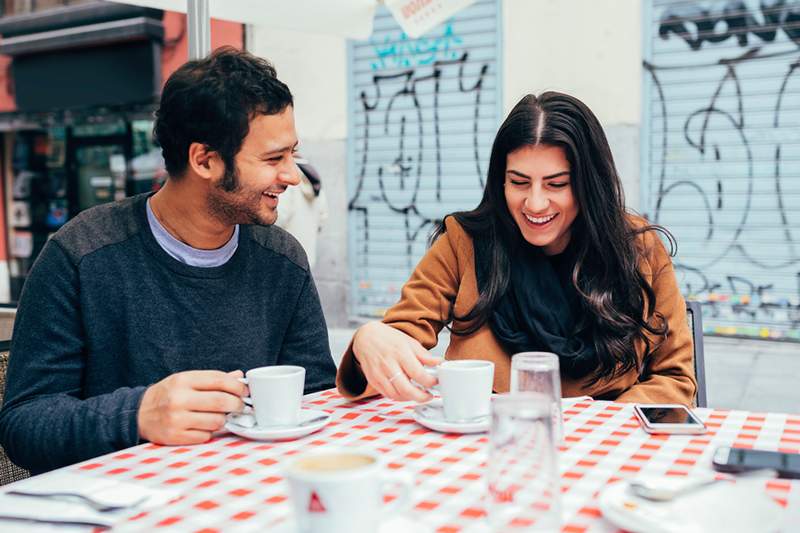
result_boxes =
[350,52,488,277]
[370,21,464,71]
[646,0,800,339]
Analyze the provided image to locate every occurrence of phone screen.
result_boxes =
[733,448,800,471]
[639,406,702,425]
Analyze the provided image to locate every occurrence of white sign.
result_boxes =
[385,0,476,37]
[11,231,33,259]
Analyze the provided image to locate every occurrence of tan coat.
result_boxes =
[337,217,697,405]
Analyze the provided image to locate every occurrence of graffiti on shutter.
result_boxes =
[348,0,499,317]
[644,0,800,340]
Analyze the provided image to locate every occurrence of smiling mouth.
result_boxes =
[524,213,558,226]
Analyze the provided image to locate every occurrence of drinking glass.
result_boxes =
[488,393,561,532]
[510,352,563,441]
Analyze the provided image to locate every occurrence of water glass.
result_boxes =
[488,393,561,532]
[510,352,563,441]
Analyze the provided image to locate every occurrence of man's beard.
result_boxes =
[207,164,276,226]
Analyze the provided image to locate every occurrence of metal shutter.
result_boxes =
[347,0,501,318]
[643,0,800,341]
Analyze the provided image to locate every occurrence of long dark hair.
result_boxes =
[432,92,673,385]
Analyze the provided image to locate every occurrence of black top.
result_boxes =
[0,193,336,474]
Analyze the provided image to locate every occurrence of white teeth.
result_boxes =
[525,213,556,224]
[264,192,278,198]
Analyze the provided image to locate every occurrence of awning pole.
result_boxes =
[187,0,211,59]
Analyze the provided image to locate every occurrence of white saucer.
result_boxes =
[224,409,331,441]
[598,477,785,533]
[270,515,433,533]
[412,399,489,434]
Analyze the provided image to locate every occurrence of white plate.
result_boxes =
[224,408,331,441]
[598,478,786,533]
[412,399,489,434]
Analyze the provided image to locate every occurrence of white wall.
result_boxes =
[502,0,642,208]
[246,27,348,141]
[246,26,352,326]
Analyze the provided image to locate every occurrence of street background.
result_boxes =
[0,0,796,413]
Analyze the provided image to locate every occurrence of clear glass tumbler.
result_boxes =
[510,352,563,441]
[488,393,561,532]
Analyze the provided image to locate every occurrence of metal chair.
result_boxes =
[0,339,30,485]
[685,301,708,408]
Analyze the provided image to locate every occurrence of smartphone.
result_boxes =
[633,404,706,434]
[713,446,800,479]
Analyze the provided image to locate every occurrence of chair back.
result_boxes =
[685,301,708,408]
[0,339,30,485]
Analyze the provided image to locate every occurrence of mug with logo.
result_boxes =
[285,449,411,533]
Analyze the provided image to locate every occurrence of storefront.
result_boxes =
[0,1,243,302]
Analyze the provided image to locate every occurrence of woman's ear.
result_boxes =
[187,142,224,181]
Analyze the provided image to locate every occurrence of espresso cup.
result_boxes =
[426,359,494,422]
[238,365,305,427]
[286,449,411,533]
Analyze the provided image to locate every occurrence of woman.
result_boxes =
[337,92,696,406]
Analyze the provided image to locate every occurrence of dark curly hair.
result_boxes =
[153,46,293,180]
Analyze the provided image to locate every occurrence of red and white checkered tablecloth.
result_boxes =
[61,389,800,532]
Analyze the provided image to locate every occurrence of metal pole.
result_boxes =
[187,0,211,60]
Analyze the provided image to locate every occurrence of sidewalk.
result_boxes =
[327,328,799,414]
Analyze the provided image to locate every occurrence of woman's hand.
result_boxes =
[352,321,440,402]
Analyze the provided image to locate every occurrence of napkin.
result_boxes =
[0,471,180,528]
[600,476,785,533]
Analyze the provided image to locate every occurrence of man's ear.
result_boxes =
[187,142,224,181]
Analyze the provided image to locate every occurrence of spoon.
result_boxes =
[417,404,489,424]
[7,490,148,513]
[228,413,329,430]
[630,469,777,502]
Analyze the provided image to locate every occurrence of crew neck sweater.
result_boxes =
[0,193,335,474]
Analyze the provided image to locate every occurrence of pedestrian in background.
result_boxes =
[276,156,328,268]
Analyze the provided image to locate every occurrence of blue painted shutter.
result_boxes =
[643,0,800,341]
[347,0,500,318]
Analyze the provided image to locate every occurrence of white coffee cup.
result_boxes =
[238,365,305,427]
[426,359,494,422]
[286,449,411,533]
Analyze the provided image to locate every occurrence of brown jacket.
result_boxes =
[337,217,697,405]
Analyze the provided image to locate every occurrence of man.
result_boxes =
[0,47,336,474]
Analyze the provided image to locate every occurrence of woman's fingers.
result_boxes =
[401,353,437,392]
[391,368,432,403]
[353,321,440,402]
[361,358,401,400]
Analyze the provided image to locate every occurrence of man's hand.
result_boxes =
[352,321,440,402]
[137,370,248,445]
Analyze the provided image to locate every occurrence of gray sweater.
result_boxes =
[0,193,336,474]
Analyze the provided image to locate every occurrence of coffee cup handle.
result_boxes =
[380,472,413,515]
[237,377,253,407]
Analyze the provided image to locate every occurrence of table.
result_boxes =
[55,390,800,531]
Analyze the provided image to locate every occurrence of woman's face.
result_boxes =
[504,144,579,255]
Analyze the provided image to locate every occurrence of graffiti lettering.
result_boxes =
[350,52,488,279]
[370,21,464,71]
[659,0,800,50]
[648,0,800,340]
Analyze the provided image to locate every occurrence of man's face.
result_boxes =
[207,106,300,226]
